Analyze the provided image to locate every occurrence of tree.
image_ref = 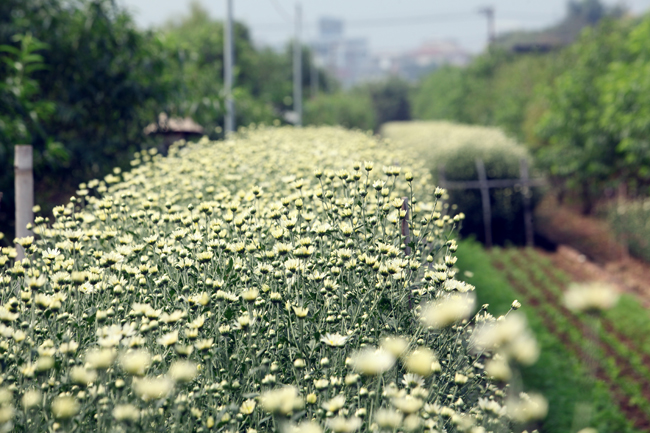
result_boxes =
[534,18,635,212]
[0,0,171,237]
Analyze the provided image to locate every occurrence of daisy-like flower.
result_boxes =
[349,348,395,375]
[401,373,425,389]
[320,333,349,347]
[157,330,179,347]
[322,395,346,412]
[292,306,309,318]
[240,399,256,415]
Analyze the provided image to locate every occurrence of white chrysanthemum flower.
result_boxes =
[478,397,504,416]
[281,421,323,433]
[472,312,527,351]
[326,416,362,433]
[133,376,174,401]
[564,282,618,312]
[85,349,115,370]
[112,404,140,421]
[22,389,41,409]
[320,333,349,347]
[374,408,403,429]
[420,294,475,328]
[120,350,151,376]
[168,360,198,383]
[157,330,179,347]
[403,348,437,377]
[380,336,409,358]
[485,356,512,381]
[392,395,423,414]
[240,399,256,415]
[51,396,79,419]
[400,374,423,389]
[322,395,346,412]
[260,386,304,415]
[349,348,395,375]
[70,366,97,386]
[506,392,548,423]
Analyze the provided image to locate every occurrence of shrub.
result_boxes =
[0,126,540,432]
[606,198,650,262]
[381,121,541,246]
[303,92,377,131]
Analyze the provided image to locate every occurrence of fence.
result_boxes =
[438,158,546,248]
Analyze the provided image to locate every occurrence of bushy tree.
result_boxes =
[0,0,170,238]
[534,18,636,212]
[304,91,376,131]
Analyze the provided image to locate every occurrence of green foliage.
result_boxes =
[605,199,650,262]
[382,121,540,245]
[305,76,411,132]
[534,18,636,212]
[303,92,376,131]
[411,66,464,121]
[495,0,624,49]
[0,0,171,237]
[360,76,411,128]
[411,50,561,142]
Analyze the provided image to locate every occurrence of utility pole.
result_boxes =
[310,51,318,99]
[479,6,496,46]
[293,2,302,126]
[224,0,235,134]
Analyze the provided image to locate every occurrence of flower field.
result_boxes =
[0,126,543,432]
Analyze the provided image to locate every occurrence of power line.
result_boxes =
[268,0,292,22]
[250,10,558,32]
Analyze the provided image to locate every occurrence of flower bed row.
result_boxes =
[0,126,542,432]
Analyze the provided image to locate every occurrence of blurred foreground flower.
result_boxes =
[349,347,395,375]
[420,293,475,328]
[260,386,304,415]
[564,282,618,312]
[506,392,548,423]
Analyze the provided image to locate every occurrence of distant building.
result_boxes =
[311,17,371,88]
[311,18,471,86]
[370,40,471,83]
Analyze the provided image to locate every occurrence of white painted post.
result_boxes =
[224,0,235,134]
[15,145,33,260]
[293,2,302,126]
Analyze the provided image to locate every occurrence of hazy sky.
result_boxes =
[118,0,650,53]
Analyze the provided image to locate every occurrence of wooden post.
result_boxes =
[475,159,492,248]
[401,197,412,309]
[15,145,33,260]
[520,158,534,248]
[401,197,411,256]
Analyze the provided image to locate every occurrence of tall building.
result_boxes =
[311,17,370,88]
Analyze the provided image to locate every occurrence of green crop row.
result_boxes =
[455,240,636,433]
[512,249,650,367]
[489,248,650,424]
